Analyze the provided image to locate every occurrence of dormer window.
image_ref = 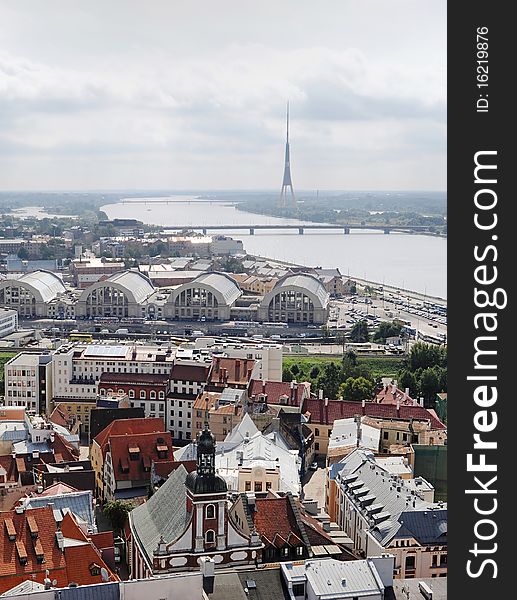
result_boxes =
[89,563,101,577]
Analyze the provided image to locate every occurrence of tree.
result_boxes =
[316,362,341,399]
[290,363,300,377]
[419,368,440,407]
[398,370,418,398]
[17,247,29,260]
[103,500,133,532]
[349,320,369,343]
[373,320,403,343]
[309,365,320,379]
[282,367,293,382]
[405,342,446,372]
[339,376,375,402]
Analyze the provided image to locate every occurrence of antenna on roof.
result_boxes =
[101,567,109,582]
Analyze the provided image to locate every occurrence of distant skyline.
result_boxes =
[0,1,446,192]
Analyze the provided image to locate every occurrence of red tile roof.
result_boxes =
[251,497,303,548]
[153,459,197,480]
[0,456,18,484]
[108,431,173,483]
[93,418,166,457]
[59,513,118,586]
[303,398,446,429]
[50,433,79,463]
[49,406,72,428]
[249,379,309,407]
[34,482,78,497]
[0,506,67,594]
[89,531,114,550]
[375,385,415,406]
[208,357,255,388]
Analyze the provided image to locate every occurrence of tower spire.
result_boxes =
[279,101,296,208]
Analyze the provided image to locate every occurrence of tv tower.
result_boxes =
[279,102,296,208]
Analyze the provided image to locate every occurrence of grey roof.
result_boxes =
[336,449,441,546]
[0,580,46,596]
[104,270,155,302]
[303,559,383,597]
[397,509,447,545]
[130,465,190,565]
[272,274,329,307]
[388,578,447,600]
[209,569,290,600]
[52,583,120,600]
[2,270,65,302]
[191,272,242,304]
[22,490,95,530]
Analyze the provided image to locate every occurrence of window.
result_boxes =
[383,431,389,440]
[245,481,251,491]
[254,482,263,492]
[206,504,215,519]
[315,442,319,451]
[315,428,320,437]
[150,391,156,400]
[282,547,289,557]
[159,391,165,399]
[150,403,156,412]
[205,530,215,544]
[295,546,303,556]
[140,390,146,399]
[405,555,416,570]
[128,390,135,398]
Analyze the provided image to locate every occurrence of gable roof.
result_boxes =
[108,431,173,484]
[208,357,255,388]
[21,490,95,532]
[93,418,166,456]
[249,495,306,549]
[397,509,447,545]
[304,398,446,429]
[130,465,190,566]
[249,380,309,407]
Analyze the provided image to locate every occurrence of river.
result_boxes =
[101,195,447,299]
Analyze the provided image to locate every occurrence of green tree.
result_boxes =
[398,370,418,398]
[290,363,300,377]
[103,500,133,532]
[349,320,369,343]
[339,376,375,401]
[419,368,441,407]
[405,342,446,372]
[282,367,293,382]
[373,320,403,343]
[309,366,320,379]
[316,362,342,399]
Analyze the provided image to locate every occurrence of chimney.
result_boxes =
[396,398,400,417]
[55,531,64,551]
[235,360,241,382]
[318,389,323,400]
[215,358,220,373]
[362,398,366,415]
[262,380,266,394]
[234,405,239,416]
[325,398,329,424]
[247,368,252,379]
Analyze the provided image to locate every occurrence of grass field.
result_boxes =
[283,354,404,379]
[0,351,17,394]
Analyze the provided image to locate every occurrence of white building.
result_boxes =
[281,556,394,600]
[195,338,283,381]
[0,308,18,338]
[4,352,53,414]
[51,343,176,402]
[330,448,447,579]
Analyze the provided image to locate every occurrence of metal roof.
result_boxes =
[2,270,65,302]
[190,272,242,305]
[104,270,155,302]
[22,490,95,530]
[130,465,190,566]
[271,274,329,307]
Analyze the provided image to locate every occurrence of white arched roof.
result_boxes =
[168,272,242,306]
[260,273,329,309]
[0,270,65,303]
[79,270,155,304]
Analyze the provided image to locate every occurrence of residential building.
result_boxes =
[248,379,310,408]
[4,352,53,414]
[206,356,255,392]
[103,428,173,501]
[328,448,447,579]
[304,398,446,456]
[70,256,126,288]
[90,417,166,499]
[280,556,394,600]
[0,507,118,595]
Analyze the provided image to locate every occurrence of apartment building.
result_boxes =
[4,352,53,414]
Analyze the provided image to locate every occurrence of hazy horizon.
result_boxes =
[1,1,446,192]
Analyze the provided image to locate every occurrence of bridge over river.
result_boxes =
[162,223,436,235]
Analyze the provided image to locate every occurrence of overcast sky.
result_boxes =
[0,0,446,192]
